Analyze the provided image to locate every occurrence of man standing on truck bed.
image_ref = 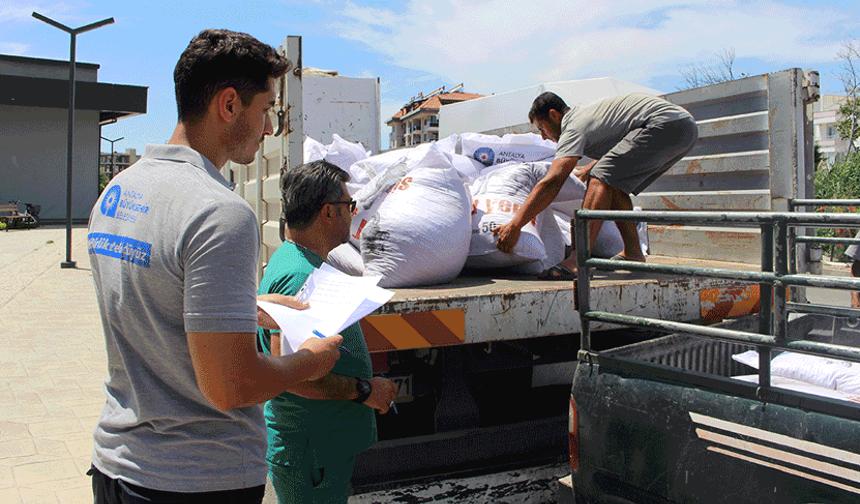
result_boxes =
[259,159,399,504]
[86,29,343,503]
[494,92,698,279]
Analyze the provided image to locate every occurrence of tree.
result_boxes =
[99,171,110,194]
[835,37,860,155]
[837,98,860,152]
[814,151,860,259]
[679,48,748,90]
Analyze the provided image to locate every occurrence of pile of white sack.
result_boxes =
[732,350,860,403]
[304,132,649,288]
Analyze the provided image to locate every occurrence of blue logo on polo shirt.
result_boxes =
[101,185,121,218]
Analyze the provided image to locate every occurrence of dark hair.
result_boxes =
[174,29,290,123]
[282,160,350,230]
[528,91,570,123]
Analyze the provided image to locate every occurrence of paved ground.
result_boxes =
[1,225,855,503]
[1,225,104,504]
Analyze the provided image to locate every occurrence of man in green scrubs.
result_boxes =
[258,160,399,503]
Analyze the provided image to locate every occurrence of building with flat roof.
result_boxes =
[386,84,483,149]
[0,54,147,222]
[813,94,860,165]
[99,148,141,179]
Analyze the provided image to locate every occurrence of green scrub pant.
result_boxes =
[268,454,356,504]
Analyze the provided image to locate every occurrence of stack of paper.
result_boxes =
[257,264,394,355]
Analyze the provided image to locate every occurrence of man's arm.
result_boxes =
[574,159,598,183]
[187,331,342,411]
[493,155,580,253]
[268,333,399,413]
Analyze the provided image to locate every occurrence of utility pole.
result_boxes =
[33,11,114,269]
[101,136,124,179]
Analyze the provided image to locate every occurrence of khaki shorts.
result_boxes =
[590,116,698,195]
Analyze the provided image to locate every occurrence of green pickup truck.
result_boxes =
[566,209,860,504]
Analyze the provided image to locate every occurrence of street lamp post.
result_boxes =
[33,12,114,269]
[101,136,124,179]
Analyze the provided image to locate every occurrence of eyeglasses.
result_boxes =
[326,200,357,213]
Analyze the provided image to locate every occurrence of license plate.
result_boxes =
[389,375,413,403]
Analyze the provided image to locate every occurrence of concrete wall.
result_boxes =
[0,104,99,221]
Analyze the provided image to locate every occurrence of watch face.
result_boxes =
[357,378,372,395]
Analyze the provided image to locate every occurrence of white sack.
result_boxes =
[349,144,453,248]
[350,142,479,188]
[511,209,567,275]
[361,166,472,288]
[733,350,860,395]
[303,136,328,163]
[460,132,556,168]
[467,193,547,268]
[466,162,554,268]
[434,134,459,154]
[326,243,365,277]
[324,133,369,171]
[734,374,860,403]
[553,207,649,258]
[450,153,482,185]
[348,148,410,185]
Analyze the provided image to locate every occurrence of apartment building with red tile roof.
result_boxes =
[386,84,484,148]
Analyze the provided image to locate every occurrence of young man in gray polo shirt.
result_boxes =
[494,92,698,279]
[86,29,342,503]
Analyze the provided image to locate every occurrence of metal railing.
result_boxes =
[574,208,860,389]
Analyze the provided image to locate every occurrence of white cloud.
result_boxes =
[328,0,860,94]
[0,5,36,22]
[1,2,90,25]
[0,42,28,54]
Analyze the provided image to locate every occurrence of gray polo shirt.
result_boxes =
[555,93,693,161]
[87,144,265,492]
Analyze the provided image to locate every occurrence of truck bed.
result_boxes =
[570,313,860,504]
[363,255,763,351]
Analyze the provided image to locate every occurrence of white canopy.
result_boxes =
[439,77,664,137]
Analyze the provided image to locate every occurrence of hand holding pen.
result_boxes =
[312,330,352,355]
[367,376,400,414]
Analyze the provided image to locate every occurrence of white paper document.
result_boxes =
[257,265,394,355]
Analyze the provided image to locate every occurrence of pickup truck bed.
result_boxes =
[570,314,860,504]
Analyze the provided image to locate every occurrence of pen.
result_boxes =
[312,329,352,355]
[379,374,399,415]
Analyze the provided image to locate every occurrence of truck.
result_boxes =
[565,207,860,503]
[225,35,832,501]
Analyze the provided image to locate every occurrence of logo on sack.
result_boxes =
[100,185,121,218]
[473,147,495,167]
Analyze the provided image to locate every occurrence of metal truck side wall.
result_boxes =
[644,69,819,263]
[303,74,381,155]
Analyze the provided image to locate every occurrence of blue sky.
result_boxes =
[4,0,860,154]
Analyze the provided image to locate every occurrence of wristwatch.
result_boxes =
[352,377,372,404]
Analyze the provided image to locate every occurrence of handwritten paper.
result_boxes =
[257,265,394,355]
